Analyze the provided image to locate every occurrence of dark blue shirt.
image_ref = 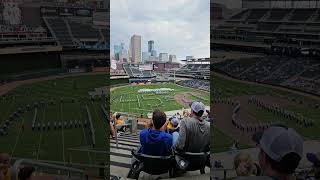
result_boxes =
[139,128,173,156]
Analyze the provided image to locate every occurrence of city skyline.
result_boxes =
[111,0,210,61]
[113,37,177,63]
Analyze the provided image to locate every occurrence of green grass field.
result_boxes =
[212,74,320,152]
[110,83,210,116]
[0,75,127,166]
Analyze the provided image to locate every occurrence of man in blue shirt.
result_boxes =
[139,109,173,156]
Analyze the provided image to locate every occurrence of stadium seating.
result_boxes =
[213,56,320,95]
[214,8,320,45]
[257,23,279,32]
[122,64,155,78]
[178,79,210,91]
[246,9,269,21]
[68,20,101,39]
[45,18,74,46]
[267,9,291,21]
[289,9,315,21]
[229,9,250,20]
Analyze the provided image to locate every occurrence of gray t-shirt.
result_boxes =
[173,116,210,152]
[233,176,297,180]
[233,176,275,180]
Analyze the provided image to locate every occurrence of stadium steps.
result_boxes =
[283,9,295,21]
[110,132,210,179]
[110,132,139,178]
[308,9,320,22]
[64,20,76,43]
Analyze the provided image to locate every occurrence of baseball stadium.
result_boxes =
[211,0,320,179]
[0,0,110,179]
[110,57,211,179]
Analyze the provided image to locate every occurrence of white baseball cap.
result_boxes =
[254,126,303,162]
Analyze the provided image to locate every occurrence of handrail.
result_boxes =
[11,159,86,180]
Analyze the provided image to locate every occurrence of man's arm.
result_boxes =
[173,120,187,151]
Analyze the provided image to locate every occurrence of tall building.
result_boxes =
[114,43,126,61]
[148,40,154,53]
[159,53,168,62]
[151,50,157,57]
[169,54,177,63]
[129,35,141,64]
[142,52,150,64]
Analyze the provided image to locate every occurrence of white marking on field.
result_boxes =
[138,88,174,93]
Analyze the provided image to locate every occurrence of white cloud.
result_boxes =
[111,0,209,60]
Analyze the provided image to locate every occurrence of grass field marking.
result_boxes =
[85,105,96,147]
[78,103,92,164]
[60,103,66,165]
[0,99,15,124]
[137,95,141,108]
[10,113,25,157]
[36,105,46,160]
[91,102,107,138]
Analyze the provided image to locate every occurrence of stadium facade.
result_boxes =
[0,0,109,83]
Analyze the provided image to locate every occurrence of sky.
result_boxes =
[111,0,210,61]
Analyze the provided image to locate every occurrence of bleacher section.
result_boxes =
[213,7,320,49]
[175,63,210,79]
[122,64,155,78]
[44,17,103,47]
[45,18,74,46]
[267,9,289,21]
[68,21,101,39]
[289,9,314,21]
[213,56,320,95]
[178,80,210,91]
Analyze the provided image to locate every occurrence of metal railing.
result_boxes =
[11,159,86,180]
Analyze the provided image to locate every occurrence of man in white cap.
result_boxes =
[173,101,210,153]
[235,126,303,180]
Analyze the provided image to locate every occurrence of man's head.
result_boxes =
[0,153,10,172]
[254,126,303,175]
[116,113,121,120]
[171,117,179,128]
[190,101,205,118]
[18,166,35,180]
[152,109,167,130]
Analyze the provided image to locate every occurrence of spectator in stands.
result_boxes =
[235,126,303,180]
[234,152,258,177]
[306,152,320,179]
[182,110,190,118]
[167,116,180,144]
[138,109,172,156]
[173,101,210,153]
[110,121,116,139]
[0,153,12,180]
[115,113,125,125]
[18,166,35,180]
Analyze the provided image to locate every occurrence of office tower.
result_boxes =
[129,35,141,64]
[142,52,150,64]
[148,40,154,53]
[169,54,177,62]
[151,50,157,57]
[159,53,168,62]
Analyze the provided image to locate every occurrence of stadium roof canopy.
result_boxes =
[181,58,210,62]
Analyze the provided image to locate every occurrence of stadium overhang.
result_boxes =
[0,45,62,54]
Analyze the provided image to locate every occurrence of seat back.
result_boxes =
[175,151,209,171]
[133,152,173,175]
